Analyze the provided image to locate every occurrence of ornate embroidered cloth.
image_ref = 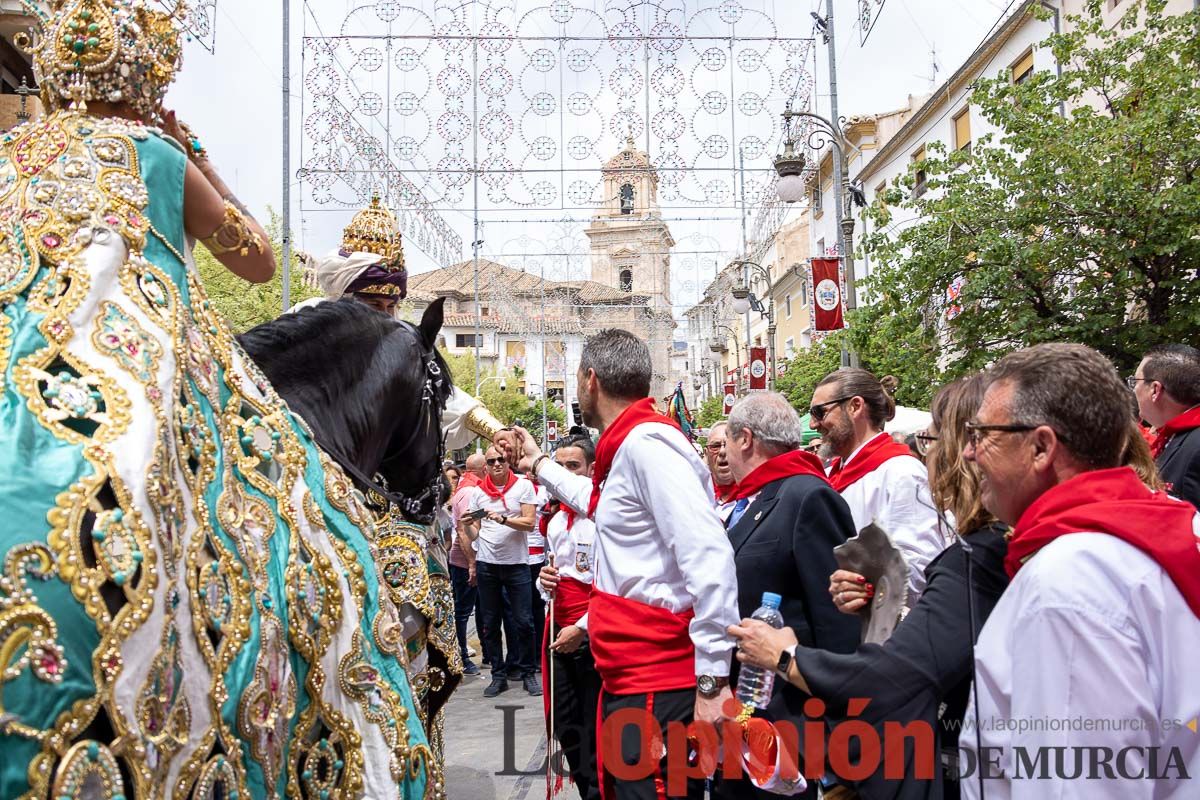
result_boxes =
[0,112,436,799]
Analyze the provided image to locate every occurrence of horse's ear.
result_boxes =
[417,297,445,349]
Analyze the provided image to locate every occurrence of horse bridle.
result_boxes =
[315,325,449,525]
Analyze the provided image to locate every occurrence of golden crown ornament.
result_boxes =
[16,0,186,117]
[342,194,405,271]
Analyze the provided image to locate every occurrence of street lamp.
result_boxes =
[774,104,859,367]
[728,260,777,391]
[711,324,743,392]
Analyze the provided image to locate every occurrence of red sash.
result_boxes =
[554,576,592,627]
[714,479,738,504]
[1008,467,1200,617]
[588,589,695,695]
[590,398,680,518]
[479,472,517,500]
[731,450,828,500]
[827,432,915,492]
[1151,406,1200,459]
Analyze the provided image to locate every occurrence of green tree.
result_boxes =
[194,210,321,332]
[478,382,566,438]
[858,0,1200,384]
[776,335,845,409]
[696,395,725,429]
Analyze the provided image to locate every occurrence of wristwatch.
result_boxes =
[696,675,729,698]
[777,644,797,677]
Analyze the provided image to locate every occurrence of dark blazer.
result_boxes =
[1158,426,1200,511]
[717,474,861,800]
[793,524,1009,800]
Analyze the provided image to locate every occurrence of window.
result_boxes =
[816,238,825,257]
[480,305,490,316]
[811,182,823,213]
[784,338,795,359]
[619,268,633,292]
[785,294,792,319]
[953,108,972,153]
[800,279,809,307]
[1011,49,1034,85]
[911,145,927,197]
[620,183,635,215]
[455,333,482,348]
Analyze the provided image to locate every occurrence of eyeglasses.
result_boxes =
[1125,376,1149,390]
[963,421,1038,448]
[809,396,855,422]
[705,442,726,452]
[486,457,507,465]
[913,430,939,457]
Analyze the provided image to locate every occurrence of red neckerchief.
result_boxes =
[1150,406,1200,458]
[827,432,915,492]
[1008,467,1200,617]
[714,479,738,504]
[479,471,518,500]
[732,450,828,501]
[589,397,680,518]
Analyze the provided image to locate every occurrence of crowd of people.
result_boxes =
[453,330,1200,800]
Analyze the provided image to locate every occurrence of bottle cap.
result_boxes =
[761,592,782,609]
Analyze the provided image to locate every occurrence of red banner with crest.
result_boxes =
[812,258,845,331]
[749,347,768,390]
[723,383,737,416]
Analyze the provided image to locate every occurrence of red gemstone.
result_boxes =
[40,653,59,675]
[42,234,61,249]
[128,213,142,227]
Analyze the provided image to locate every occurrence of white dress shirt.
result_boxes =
[536,422,740,677]
[539,508,597,631]
[835,433,947,606]
[962,532,1200,799]
[468,477,537,565]
[527,484,549,565]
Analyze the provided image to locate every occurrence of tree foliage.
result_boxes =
[776,335,845,409]
[858,0,1200,386]
[696,395,725,429]
[195,210,321,332]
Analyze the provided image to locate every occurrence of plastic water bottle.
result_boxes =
[736,592,784,710]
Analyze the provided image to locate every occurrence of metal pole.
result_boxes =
[824,0,857,367]
[472,37,482,405]
[541,263,548,445]
[281,0,291,312]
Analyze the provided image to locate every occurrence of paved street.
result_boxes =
[443,635,549,800]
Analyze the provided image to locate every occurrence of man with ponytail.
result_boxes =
[810,369,946,611]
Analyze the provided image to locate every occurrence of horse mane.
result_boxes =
[237,299,451,478]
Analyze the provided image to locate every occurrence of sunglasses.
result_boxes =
[486,457,507,465]
[808,396,854,422]
[913,430,938,457]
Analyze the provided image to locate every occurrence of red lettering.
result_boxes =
[599,707,660,782]
[883,720,936,780]
[802,697,827,780]
[664,721,719,796]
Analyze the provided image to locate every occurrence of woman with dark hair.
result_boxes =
[732,375,1010,800]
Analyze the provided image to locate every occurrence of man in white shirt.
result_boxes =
[538,433,602,800]
[500,328,739,800]
[961,343,1200,799]
[812,369,947,613]
[464,446,541,697]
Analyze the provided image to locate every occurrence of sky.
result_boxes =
[168,0,1008,320]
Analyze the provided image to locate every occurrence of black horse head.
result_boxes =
[238,297,453,523]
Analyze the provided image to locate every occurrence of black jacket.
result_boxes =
[1157,426,1200,511]
[792,524,1009,800]
[717,474,861,800]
